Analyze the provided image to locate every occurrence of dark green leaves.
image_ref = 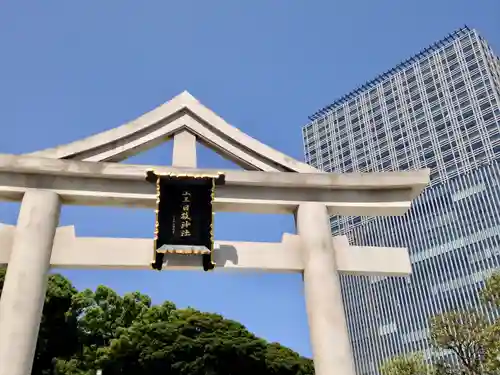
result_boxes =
[0,270,313,375]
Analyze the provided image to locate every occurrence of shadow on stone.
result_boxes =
[162,244,239,268]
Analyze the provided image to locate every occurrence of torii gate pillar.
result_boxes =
[297,202,355,375]
[0,190,60,375]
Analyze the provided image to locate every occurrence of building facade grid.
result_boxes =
[302,26,500,375]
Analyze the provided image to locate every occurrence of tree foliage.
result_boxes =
[380,353,435,375]
[0,270,313,375]
[482,272,500,307]
[381,272,500,375]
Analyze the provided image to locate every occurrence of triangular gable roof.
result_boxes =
[27,91,318,173]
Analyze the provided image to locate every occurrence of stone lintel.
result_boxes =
[0,153,430,193]
[0,154,429,216]
[0,225,411,276]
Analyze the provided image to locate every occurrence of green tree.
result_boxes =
[381,272,500,375]
[265,342,315,375]
[482,272,500,306]
[94,303,314,375]
[54,284,313,375]
[429,310,494,374]
[55,285,152,374]
[380,353,434,375]
[1,269,313,375]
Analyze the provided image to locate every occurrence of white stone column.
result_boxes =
[172,130,197,168]
[0,190,61,375]
[296,202,356,375]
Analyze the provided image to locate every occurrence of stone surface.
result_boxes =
[0,190,60,375]
[297,202,356,375]
[25,91,318,172]
[0,153,430,192]
[0,154,429,216]
[172,130,197,168]
[0,226,411,275]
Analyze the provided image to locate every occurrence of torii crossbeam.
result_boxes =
[0,92,429,375]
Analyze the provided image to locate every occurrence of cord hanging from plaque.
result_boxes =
[146,170,225,271]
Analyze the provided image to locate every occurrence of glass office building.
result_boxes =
[302,26,500,375]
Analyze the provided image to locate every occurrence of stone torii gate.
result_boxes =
[0,92,429,375]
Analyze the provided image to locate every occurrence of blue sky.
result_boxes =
[0,0,498,357]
